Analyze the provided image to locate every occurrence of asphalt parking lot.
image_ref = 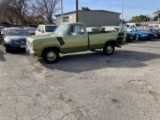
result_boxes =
[1,39,160,120]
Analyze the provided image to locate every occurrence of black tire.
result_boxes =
[103,43,115,55]
[135,34,140,41]
[5,47,9,53]
[42,48,59,64]
[2,40,5,46]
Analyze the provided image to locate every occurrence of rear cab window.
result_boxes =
[69,25,85,36]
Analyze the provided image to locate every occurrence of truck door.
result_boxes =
[64,24,88,53]
[117,27,126,45]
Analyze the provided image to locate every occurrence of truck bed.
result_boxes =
[88,32,118,50]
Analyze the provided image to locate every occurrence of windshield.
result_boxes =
[24,27,36,31]
[136,24,142,27]
[6,29,29,36]
[0,26,4,30]
[126,28,133,32]
[45,26,57,32]
[54,25,68,35]
[154,25,159,28]
[92,28,100,32]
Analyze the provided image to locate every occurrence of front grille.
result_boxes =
[11,39,26,45]
[148,34,153,37]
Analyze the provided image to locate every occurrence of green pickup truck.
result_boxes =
[26,22,126,64]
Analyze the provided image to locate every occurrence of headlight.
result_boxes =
[4,38,11,43]
[142,34,148,36]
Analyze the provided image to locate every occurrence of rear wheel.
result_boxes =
[42,48,59,64]
[103,43,115,55]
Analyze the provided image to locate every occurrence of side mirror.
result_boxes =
[41,30,45,33]
[68,31,72,35]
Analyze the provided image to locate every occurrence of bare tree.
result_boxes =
[8,0,31,25]
[35,0,60,23]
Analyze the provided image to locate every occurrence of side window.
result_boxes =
[69,25,85,36]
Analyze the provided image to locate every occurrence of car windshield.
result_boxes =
[136,24,142,26]
[92,28,100,32]
[54,25,68,35]
[154,25,159,28]
[126,28,133,32]
[24,27,36,31]
[0,26,4,30]
[45,26,57,32]
[6,29,28,36]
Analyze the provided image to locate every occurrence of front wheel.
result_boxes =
[5,47,10,53]
[42,48,59,64]
[135,35,140,41]
[103,43,115,55]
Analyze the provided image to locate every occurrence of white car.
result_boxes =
[35,25,58,35]
[86,27,100,32]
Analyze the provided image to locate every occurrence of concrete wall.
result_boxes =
[56,11,120,27]
[56,13,76,25]
[78,11,120,27]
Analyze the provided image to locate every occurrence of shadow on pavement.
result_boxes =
[39,50,160,73]
[7,49,27,55]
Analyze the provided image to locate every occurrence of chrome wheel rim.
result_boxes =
[47,52,56,61]
[136,35,139,40]
[107,46,113,54]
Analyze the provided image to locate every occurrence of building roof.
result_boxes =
[55,10,120,17]
[154,10,160,15]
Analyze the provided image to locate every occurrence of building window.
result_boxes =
[63,16,69,22]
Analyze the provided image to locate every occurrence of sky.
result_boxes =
[56,0,160,21]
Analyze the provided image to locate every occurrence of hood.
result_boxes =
[5,36,28,41]
[29,34,53,40]
[137,30,153,34]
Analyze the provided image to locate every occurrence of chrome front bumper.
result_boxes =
[26,47,35,56]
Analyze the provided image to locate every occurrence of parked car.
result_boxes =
[23,27,36,35]
[2,27,29,52]
[137,26,159,38]
[126,27,157,41]
[148,24,160,30]
[27,22,126,64]
[126,23,142,27]
[124,28,134,41]
[35,25,58,35]
[101,26,126,43]
[86,27,100,32]
[0,26,5,38]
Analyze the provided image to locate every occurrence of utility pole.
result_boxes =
[61,0,64,23]
[121,0,124,26]
[76,0,79,22]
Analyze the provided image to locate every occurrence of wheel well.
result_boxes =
[41,47,61,57]
[105,41,116,46]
